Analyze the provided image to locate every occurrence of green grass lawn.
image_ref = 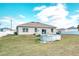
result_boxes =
[0,35,79,56]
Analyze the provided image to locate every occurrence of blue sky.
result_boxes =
[0,3,56,20]
[0,3,79,29]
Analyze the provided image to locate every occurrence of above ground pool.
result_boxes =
[40,34,61,43]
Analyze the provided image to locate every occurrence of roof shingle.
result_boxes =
[17,22,56,28]
[67,26,77,29]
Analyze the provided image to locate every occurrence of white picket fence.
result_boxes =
[0,31,14,37]
[40,34,61,43]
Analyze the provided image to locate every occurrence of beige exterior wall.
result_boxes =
[17,27,56,35]
[17,27,35,35]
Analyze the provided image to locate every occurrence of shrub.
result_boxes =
[36,34,41,37]
[14,32,18,35]
[33,33,36,36]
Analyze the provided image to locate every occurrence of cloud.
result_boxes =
[71,14,79,20]
[18,14,26,19]
[33,5,46,11]
[0,16,12,28]
[12,20,26,29]
[70,14,79,27]
[34,3,79,28]
[0,16,12,24]
[0,16,26,29]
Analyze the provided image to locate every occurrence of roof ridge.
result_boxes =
[17,22,56,28]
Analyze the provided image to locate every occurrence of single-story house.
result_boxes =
[0,28,14,32]
[61,26,79,35]
[16,22,57,35]
[67,26,78,31]
[0,28,15,37]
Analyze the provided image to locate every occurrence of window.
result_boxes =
[42,29,46,34]
[25,28,28,32]
[23,27,28,32]
[35,28,37,32]
[51,28,53,32]
[23,28,25,32]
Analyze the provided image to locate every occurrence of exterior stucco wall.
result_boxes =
[17,27,35,35]
[36,28,53,35]
[17,27,56,35]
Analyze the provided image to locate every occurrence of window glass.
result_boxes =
[23,27,28,32]
[51,29,53,32]
[35,28,37,32]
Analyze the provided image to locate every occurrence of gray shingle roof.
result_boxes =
[17,22,56,28]
[0,28,14,31]
[67,26,77,29]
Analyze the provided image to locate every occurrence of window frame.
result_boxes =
[25,28,28,32]
[51,28,53,32]
[22,27,28,32]
[35,28,37,32]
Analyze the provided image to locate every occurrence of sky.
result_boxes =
[0,3,79,29]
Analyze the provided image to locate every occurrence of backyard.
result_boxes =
[0,35,79,56]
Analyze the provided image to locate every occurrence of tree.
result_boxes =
[77,25,79,31]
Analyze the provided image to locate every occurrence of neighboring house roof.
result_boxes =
[0,28,14,31]
[57,28,66,31]
[57,28,66,32]
[17,22,56,28]
[67,26,77,29]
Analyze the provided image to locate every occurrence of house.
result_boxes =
[0,28,14,32]
[0,28,15,37]
[61,26,79,35]
[67,26,78,31]
[16,22,56,35]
